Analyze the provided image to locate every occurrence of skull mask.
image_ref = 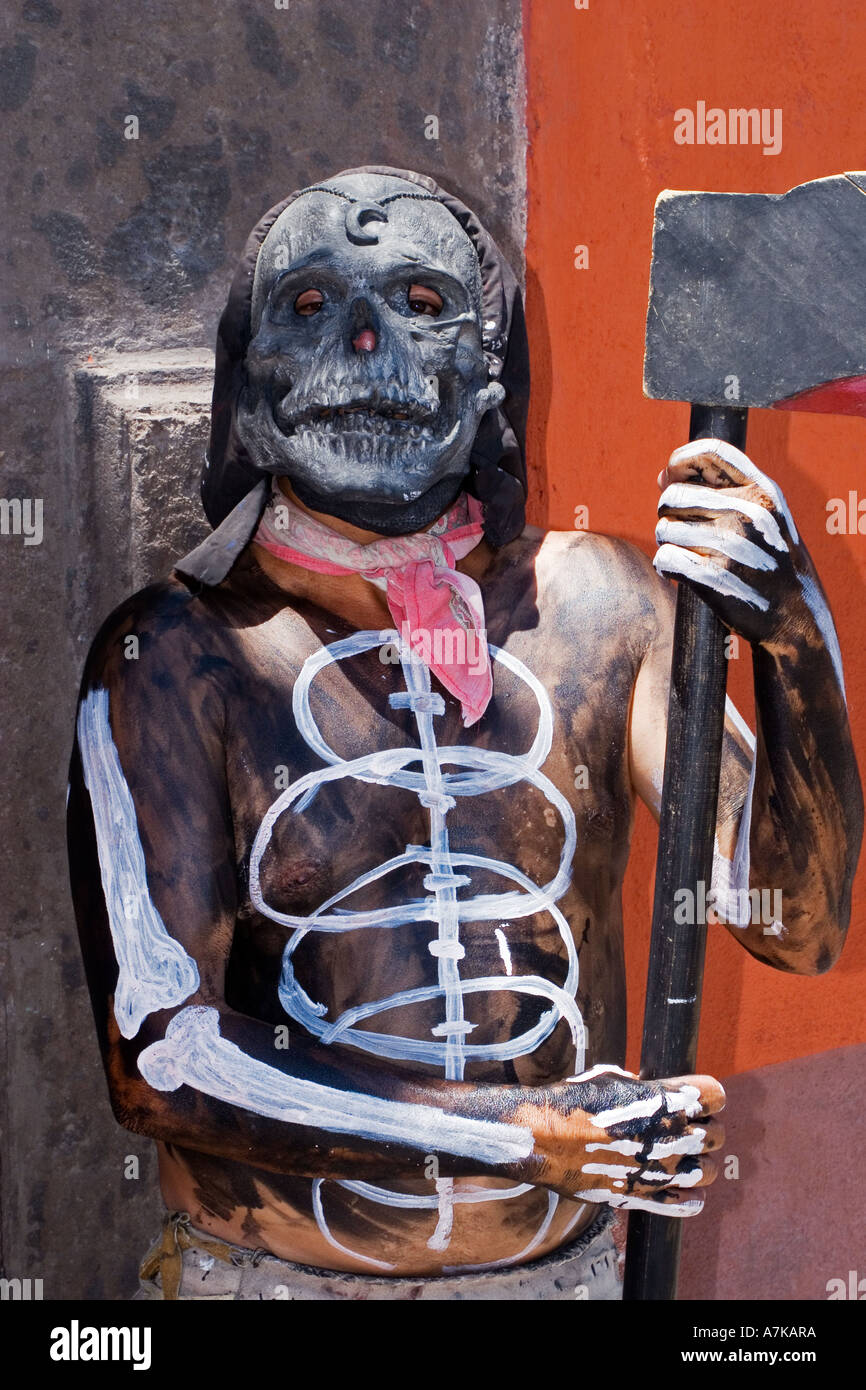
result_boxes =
[234,172,505,534]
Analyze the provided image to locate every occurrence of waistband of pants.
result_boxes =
[140,1204,619,1301]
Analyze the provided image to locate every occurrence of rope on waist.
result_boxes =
[139,1211,257,1301]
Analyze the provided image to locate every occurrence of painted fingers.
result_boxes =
[581,1070,724,1217]
[657,437,798,542]
[534,1067,725,1218]
[653,438,802,646]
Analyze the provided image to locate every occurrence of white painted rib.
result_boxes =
[247,629,585,1259]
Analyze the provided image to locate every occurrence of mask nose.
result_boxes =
[349,297,378,354]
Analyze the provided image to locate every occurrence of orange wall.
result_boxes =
[523,0,866,1076]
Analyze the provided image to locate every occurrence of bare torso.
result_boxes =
[68,426,862,1279]
[147,525,657,1274]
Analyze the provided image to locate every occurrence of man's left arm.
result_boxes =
[630,437,863,973]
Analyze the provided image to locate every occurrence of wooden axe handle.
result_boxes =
[622,403,748,1301]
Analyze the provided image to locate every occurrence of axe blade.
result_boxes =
[644,171,866,415]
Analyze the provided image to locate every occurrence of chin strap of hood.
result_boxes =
[198,165,529,559]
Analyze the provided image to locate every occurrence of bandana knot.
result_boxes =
[253,483,494,726]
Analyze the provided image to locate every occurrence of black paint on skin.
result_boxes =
[66,507,861,1262]
[67,171,862,1274]
[165,1144,314,1229]
[68,533,658,1263]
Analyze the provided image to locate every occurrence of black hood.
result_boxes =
[178,166,529,587]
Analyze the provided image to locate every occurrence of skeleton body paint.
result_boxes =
[246,628,584,1261]
[68,169,860,1279]
[70,528,729,1270]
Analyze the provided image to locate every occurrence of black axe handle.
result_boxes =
[622,403,748,1301]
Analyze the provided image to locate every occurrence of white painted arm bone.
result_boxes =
[138,1005,534,1167]
[76,689,200,1038]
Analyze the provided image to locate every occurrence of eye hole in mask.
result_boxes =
[294,289,325,316]
[292,284,444,319]
[408,284,443,317]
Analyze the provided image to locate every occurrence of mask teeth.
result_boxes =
[281,383,438,427]
[293,419,438,452]
[293,414,437,440]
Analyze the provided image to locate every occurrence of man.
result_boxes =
[67,167,861,1299]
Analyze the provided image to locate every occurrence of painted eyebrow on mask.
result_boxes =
[273,247,340,273]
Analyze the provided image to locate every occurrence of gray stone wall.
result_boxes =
[0,0,526,1299]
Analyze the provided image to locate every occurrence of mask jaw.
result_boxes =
[285,379,507,536]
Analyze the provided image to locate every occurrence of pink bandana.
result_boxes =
[253,483,493,726]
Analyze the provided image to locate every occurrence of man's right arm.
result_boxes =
[67,584,723,1214]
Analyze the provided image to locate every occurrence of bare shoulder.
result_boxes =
[515,525,673,623]
[485,526,674,671]
[81,576,210,688]
[78,556,315,706]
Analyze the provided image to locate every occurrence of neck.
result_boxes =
[251,480,493,626]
